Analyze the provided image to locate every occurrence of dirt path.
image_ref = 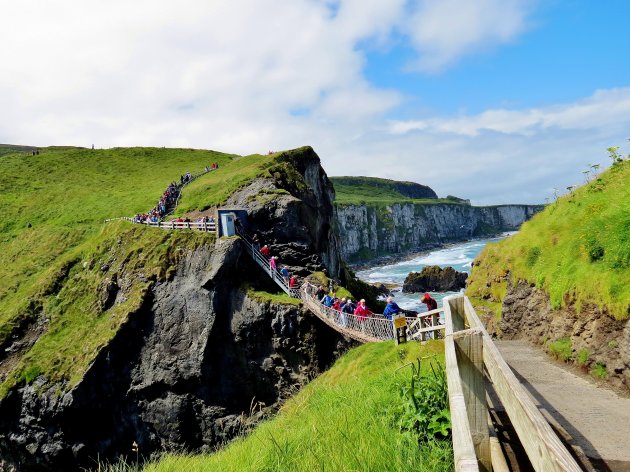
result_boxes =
[495,340,630,471]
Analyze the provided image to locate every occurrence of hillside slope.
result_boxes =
[467,159,630,389]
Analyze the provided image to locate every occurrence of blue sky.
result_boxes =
[1,0,629,204]
[364,1,630,116]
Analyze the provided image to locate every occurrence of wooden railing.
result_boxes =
[444,295,582,472]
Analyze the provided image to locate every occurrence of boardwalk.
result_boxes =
[496,340,630,471]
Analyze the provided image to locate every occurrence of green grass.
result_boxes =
[467,159,630,320]
[0,145,292,398]
[144,341,452,472]
[245,285,302,306]
[330,176,462,206]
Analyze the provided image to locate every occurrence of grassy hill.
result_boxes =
[330,176,464,206]
[0,146,284,397]
[145,341,452,472]
[467,159,630,320]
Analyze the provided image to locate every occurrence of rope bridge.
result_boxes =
[237,228,445,343]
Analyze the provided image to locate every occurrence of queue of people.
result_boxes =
[133,181,180,224]
[255,235,302,290]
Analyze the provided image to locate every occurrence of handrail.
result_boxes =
[444,295,582,471]
[236,227,444,343]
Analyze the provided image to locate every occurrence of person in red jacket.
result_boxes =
[421,293,438,311]
[260,245,270,258]
[354,299,373,319]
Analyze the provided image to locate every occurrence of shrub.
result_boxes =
[548,337,572,362]
[592,362,607,379]
[576,348,589,366]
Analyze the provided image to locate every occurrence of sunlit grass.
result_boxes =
[467,160,630,320]
[144,341,452,472]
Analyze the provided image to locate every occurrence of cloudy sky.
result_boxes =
[1,0,629,204]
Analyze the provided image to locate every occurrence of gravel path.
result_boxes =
[495,340,630,470]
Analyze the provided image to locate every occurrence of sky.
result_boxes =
[1,0,629,204]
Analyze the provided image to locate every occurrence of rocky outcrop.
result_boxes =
[0,147,352,471]
[498,279,630,392]
[402,266,467,293]
[336,203,543,263]
[227,147,341,279]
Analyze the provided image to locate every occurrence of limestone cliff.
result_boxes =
[335,203,543,262]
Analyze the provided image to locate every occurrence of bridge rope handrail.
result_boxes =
[236,227,444,343]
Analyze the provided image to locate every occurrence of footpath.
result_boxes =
[496,340,630,472]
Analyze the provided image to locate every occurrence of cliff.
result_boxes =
[335,203,543,262]
[0,146,353,470]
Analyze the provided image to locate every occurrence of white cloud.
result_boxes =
[388,88,630,136]
[402,0,534,72]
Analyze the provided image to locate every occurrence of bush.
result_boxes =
[592,362,607,379]
[548,337,572,362]
[577,348,589,366]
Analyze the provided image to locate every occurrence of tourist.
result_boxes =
[332,297,344,311]
[354,299,372,319]
[342,299,355,314]
[289,275,297,288]
[270,256,277,273]
[321,292,335,307]
[315,285,325,300]
[421,293,438,311]
[260,245,270,258]
[280,266,290,284]
[383,296,401,321]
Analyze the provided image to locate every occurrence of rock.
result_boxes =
[402,266,468,293]
[498,278,630,392]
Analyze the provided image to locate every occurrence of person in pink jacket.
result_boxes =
[354,299,373,319]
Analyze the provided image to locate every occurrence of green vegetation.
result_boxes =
[467,159,630,320]
[548,337,573,362]
[245,285,302,307]
[577,348,590,366]
[331,176,462,206]
[396,358,451,442]
[592,362,607,379]
[0,145,288,398]
[145,341,452,472]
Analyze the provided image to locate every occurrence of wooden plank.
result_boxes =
[488,413,509,472]
[454,328,490,472]
[444,297,480,472]
[462,297,582,472]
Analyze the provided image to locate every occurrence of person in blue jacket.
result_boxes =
[383,296,401,321]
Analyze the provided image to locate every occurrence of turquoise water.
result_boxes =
[356,233,513,313]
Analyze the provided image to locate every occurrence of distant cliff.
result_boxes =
[335,203,543,263]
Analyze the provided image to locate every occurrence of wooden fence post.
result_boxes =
[454,328,491,472]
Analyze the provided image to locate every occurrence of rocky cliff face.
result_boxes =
[335,203,543,262]
[227,147,341,279]
[0,148,351,471]
[497,280,629,392]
